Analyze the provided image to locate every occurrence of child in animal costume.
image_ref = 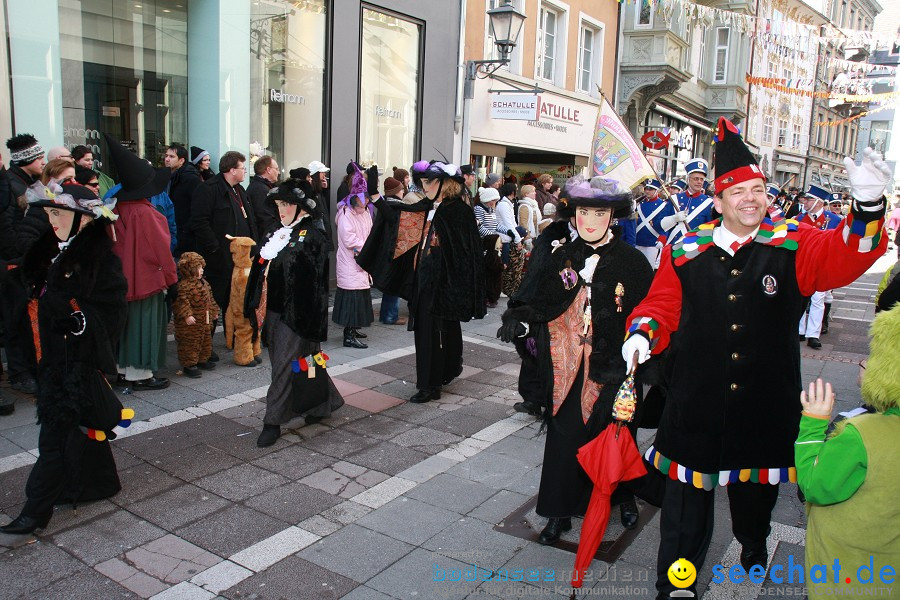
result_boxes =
[224,235,260,366]
[173,252,219,378]
[796,306,900,599]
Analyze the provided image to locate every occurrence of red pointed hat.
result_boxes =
[713,117,766,193]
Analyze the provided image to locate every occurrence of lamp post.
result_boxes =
[460,0,526,168]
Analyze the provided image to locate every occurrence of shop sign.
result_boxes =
[375,104,403,120]
[490,94,538,121]
[270,89,306,105]
[102,106,120,117]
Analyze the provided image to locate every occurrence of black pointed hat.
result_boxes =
[103,133,170,202]
[713,117,766,193]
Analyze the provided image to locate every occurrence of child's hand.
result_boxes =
[800,378,834,417]
[186,316,197,325]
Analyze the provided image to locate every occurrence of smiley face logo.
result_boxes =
[668,558,696,589]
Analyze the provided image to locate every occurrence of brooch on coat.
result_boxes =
[615,282,625,312]
[550,238,566,253]
[559,260,578,290]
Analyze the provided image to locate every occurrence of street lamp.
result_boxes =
[460,1,527,165]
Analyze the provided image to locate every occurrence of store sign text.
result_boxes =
[490,95,538,120]
[526,120,568,133]
[539,101,582,125]
[375,105,403,120]
[270,89,306,105]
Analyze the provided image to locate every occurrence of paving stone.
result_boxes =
[205,427,291,462]
[484,434,545,467]
[298,523,414,583]
[224,555,357,599]
[297,514,342,537]
[176,504,288,558]
[371,379,417,400]
[125,534,221,584]
[190,560,253,595]
[455,401,515,422]
[336,368,397,390]
[390,426,464,454]
[351,476,417,509]
[249,445,334,480]
[50,509,166,566]
[319,500,373,525]
[37,564,139,599]
[340,414,415,441]
[0,465,30,510]
[341,586,396,600]
[406,473,496,514]
[110,464,183,506]
[395,454,457,484]
[357,497,461,545]
[48,499,120,533]
[379,402,447,425]
[128,484,231,530]
[150,580,216,599]
[0,423,39,453]
[299,428,379,459]
[465,369,517,388]
[366,360,419,380]
[343,389,406,413]
[194,463,288,502]
[447,451,536,490]
[367,547,473,600]
[425,411,496,438]
[151,444,243,482]
[500,540,609,594]
[116,425,208,462]
[467,489,532,525]
[244,482,341,524]
[425,516,528,570]
[96,557,170,598]
[345,441,429,476]
[0,540,87,597]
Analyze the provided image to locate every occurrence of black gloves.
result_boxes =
[52,311,85,335]
[497,317,526,343]
[366,165,380,195]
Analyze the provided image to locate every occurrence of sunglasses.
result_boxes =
[87,181,100,187]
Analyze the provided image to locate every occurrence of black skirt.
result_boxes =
[332,288,374,327]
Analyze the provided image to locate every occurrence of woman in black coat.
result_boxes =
[1,183,127,535]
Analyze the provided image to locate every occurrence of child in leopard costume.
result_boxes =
[173,252,220,378]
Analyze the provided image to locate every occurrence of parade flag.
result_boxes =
[590,96,657,191]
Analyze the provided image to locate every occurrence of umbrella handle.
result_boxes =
[628,349,639,376]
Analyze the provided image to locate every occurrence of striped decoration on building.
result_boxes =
[842,211,883,253]
[644,446,797,490]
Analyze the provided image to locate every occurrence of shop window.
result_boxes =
[358,8,421,173]
[713,27,729,83]
[58,0,188,166]
[249,0,327,174]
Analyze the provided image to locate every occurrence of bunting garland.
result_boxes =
[746,75,900,102]
[815,102,897,127]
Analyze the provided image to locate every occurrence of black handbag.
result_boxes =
[290,358,332,414]
[79,369,125,433]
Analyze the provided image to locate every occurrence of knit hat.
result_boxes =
[6,133,44,166]
[103,133,170,202]
[392,167,409,183]
[861,306,900,412]
[383,177,404,198]
[190,146,209,165]
[712,117,766,193]
[484,173,501,187]
[478,187,500,203]
[557,176,633,220]
[27,181,117,221]
[289,167,311,180]
[460,165,474,176]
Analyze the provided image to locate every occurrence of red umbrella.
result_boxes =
[570,374,647,590]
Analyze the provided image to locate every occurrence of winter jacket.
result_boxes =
[149,191,178,253]
[112,199,178,301]
[246,175,278,240]
[335,204,373,290]
[168,162,203,253]
[6,165,49,259]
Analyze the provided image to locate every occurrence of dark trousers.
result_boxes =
[0,275,37,382]
[655,478,779,598]
[379,295,400,324]
[413,288,462,390]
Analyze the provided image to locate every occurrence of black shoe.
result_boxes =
[115,374,129,388]
[304,415,324,426]
[513,401,543,417]
[409,388,441,404]
[798,335,806,341]
[619,499,639,530]
[257,424,280,448]
[343,334,368,349]
[253,355,262,364]
[208,351,220,363]
[807,337,822,349]
[131,376,170,390]
[236,360,257,367]
[0,395,14,416]
[351,328,367,339]
[740,545,768,572]
[0,514,51,535]
[10,378,37,395]
[537,517,572,545]
[182,366,202,379]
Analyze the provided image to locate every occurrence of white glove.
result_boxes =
[845,147,891,203]
[621,335,651,374]
[660,211,688,231]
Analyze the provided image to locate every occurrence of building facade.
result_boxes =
[616,0,754,181]
[1,0,460,194]
[459,0,619,186]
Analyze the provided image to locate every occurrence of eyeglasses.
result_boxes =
[87,181,99,188]
[232,166,246,172]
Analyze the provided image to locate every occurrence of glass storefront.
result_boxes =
[249,0,327,174]
[358,8,420,172]
[58,0,188,169]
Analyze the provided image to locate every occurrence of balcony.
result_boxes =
[618,29,691,110]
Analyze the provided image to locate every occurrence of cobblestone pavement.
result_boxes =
[0,252,892,600]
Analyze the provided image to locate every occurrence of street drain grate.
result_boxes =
[493,496,658,563]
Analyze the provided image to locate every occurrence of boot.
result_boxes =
[343,327,367,349]
[257,424,281,448]
[821,303,831,335]
[0,393,14,416]
[350,327,367,339]
[0,513,51,535]
[537,517,572,545]
[619,498,639,530]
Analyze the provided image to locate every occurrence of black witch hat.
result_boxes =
[712,117,766,193]
[102,133,170,202]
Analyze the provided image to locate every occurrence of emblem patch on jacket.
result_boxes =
[762,274,778,296]
[559,261,578,290]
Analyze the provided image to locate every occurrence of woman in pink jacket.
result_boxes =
[333,165,376,348]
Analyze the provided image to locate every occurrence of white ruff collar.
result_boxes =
[260,217,306,260]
